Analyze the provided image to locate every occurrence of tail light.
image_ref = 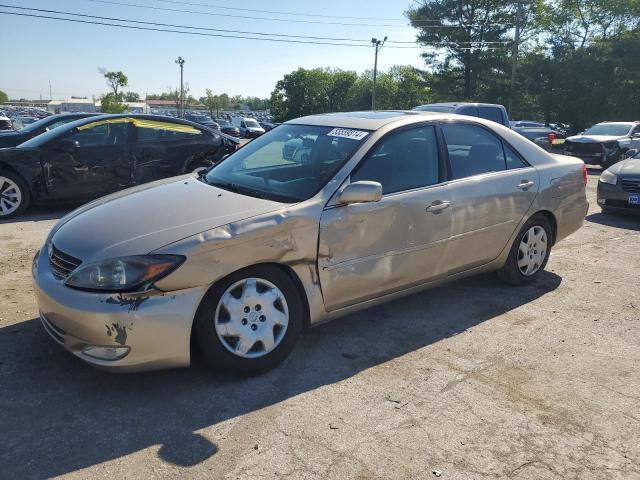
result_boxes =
[582,163,588,186]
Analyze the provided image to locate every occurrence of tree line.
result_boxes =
[270,0,640,131]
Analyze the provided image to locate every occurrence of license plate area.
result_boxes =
[629,194,640,205]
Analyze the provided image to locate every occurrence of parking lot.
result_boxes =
[0,168,638,479]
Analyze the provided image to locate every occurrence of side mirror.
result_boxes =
[336,181,383,205]
[56,138,79,152]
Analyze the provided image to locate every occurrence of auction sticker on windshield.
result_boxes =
[327,128,369,141]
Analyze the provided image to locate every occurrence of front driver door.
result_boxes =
[318,125,452,311]
[44,121,132,201]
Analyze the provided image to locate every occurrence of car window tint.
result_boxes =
[351,126,439,194]
[478,106,503,124]
[46,119,76,131]
[67,123,129,147]
[503,142,528,169]
[441,123,506,179]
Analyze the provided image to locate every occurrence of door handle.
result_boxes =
[517,180,535,190]
[426,200,451,214]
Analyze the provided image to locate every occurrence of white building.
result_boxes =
[47,98,97,114]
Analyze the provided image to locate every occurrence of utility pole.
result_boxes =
[508,1,524,117]
[49,80,52,100]
[371,36,387,111]
[175,56,185,118]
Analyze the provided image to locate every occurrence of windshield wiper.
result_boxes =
[207,180,268,200]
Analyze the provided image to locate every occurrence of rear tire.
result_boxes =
[497,214,553,286]
[0,170,30,220]
[193,265,304,375]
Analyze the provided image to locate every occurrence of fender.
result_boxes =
[0,147,47,200]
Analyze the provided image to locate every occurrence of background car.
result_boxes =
[0,115,13,131]
[259,122,278,132]
[513,126,566,149]
[0,114,239,218]
[412,102,510,128]
[563,121,640,168]
[232,116,265,138]
[32,111,587,375]
[215,118,241,137]
[0,113,101,148]
[184,113,220,131]
[597,149,640,214]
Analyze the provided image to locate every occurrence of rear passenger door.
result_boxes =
[439,122,539,274]
[130,121,218,184]
[318,125,452,310]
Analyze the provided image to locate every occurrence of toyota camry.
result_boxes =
[33,111,588,375]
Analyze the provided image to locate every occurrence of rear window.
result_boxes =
[478,106,504,125]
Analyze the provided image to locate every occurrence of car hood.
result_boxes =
[51,175,285,263]
[608,158,640,176]
[566,135,626,143]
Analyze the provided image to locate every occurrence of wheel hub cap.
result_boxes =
[517,226,547,276]
[214,277,289,358]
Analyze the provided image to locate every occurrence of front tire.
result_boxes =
[193,265,304,375]
[0,170,30,219]
[497,214,552,286]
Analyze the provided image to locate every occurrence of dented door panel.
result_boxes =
[318,185,451,311]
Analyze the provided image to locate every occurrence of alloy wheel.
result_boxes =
[517,226,547,276]
[214,277,289,358]
[0,176,22,217]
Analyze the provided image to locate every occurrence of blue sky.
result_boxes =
[0,0,426,101]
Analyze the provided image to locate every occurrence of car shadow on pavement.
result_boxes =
[0,205,71,224]
[0,271,561,478]
[585,212,640,231]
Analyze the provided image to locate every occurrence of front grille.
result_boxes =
[49,244,82,279]
[621,179,640,193]
[568,142,604,155]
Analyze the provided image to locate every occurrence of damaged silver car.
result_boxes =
[33,111,588,374]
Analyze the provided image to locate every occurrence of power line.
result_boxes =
[0,8,510,50]
[0,4,372,42]
[0,4,511,45]
[83,0,514,28]
[158,0,514,27]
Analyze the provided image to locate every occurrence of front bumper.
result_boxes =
[32,248,208,372]
[597,181,640,214]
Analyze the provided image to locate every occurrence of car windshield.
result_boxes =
[203,124,368,203]
[245,119,260,128]
[584,123,633,136]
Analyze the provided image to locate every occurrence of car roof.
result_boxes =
[286,110,431,130]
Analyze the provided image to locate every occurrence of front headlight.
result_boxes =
[64,255,184,292]
[599,169,618,185]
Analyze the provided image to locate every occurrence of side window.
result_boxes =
[67,123,129,147]
[478,106,504,125]
[441,123,506,179]
[136,124,203,143]
[503,142,528,170]
[351,126,439,195]
[631,125,640,136]
[46,119,76,131]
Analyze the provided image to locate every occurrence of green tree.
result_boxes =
[98,68,128,101]
[122,91,140,102]
[100,93,128,113]
[0,90,8,104]
[407,0,516,99]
